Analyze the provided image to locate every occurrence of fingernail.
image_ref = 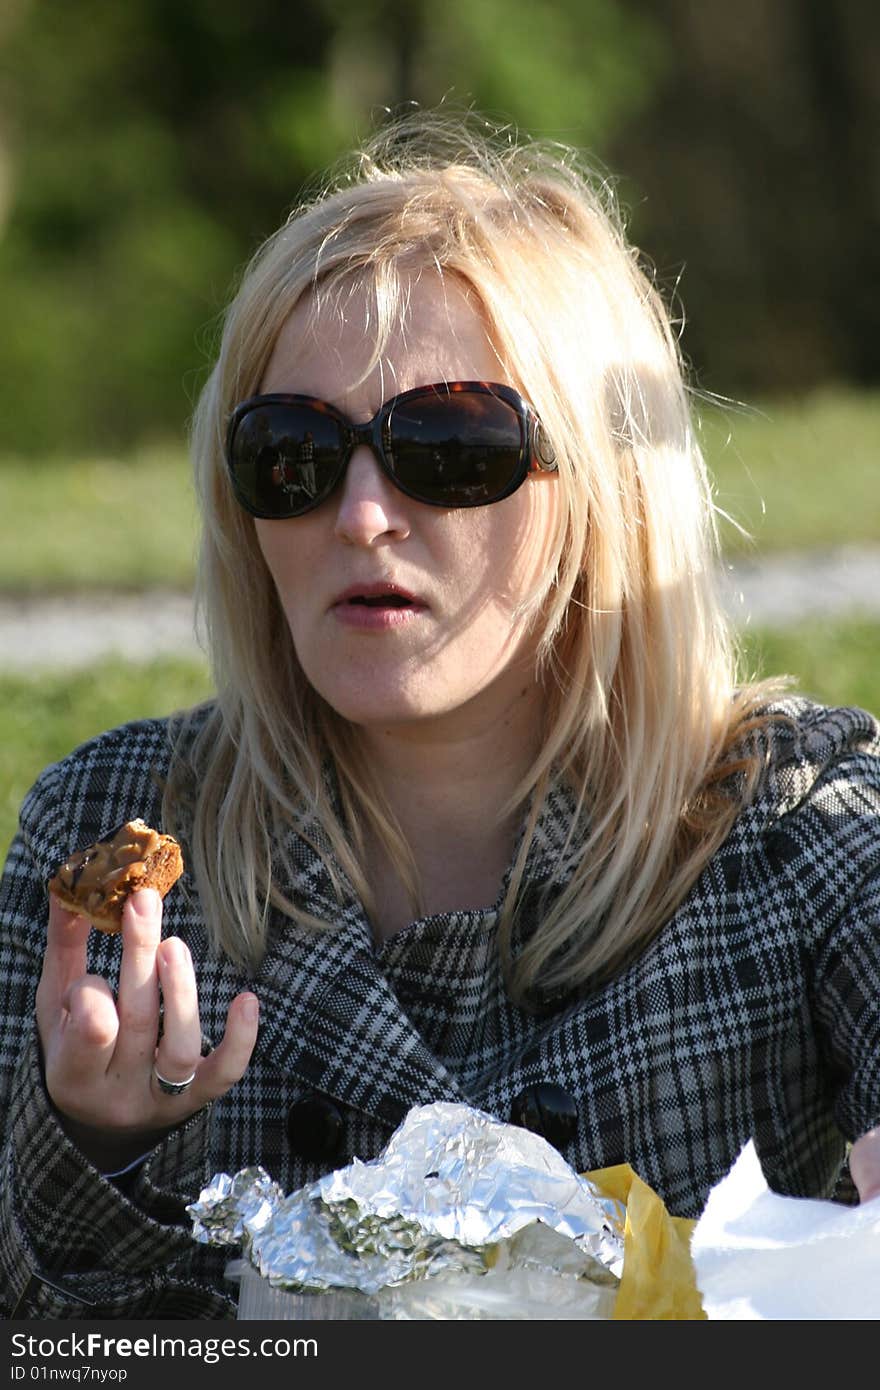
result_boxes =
[160,937,189,969]
[242,994,259,1024]
[129,888,161,920]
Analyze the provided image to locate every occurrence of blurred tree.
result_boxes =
[0,0,662,454]
[326,0,663,143]
[0,0,345,452]
[608,0,880,395]
[1,0,875,454]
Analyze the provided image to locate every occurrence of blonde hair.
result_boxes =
[171,110,781,999]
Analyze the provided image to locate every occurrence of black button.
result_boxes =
[286,1091,346,1162]
[720,852,742,893]
[510,1082,578,1150]
[763,829,799,872]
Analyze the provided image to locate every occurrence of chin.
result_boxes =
[312,683,435,729]
[336,702,439,731]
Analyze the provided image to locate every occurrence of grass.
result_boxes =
[0,443,199,592]
[738,618,880,715]
[0,388,877,593]
[2,622,878,862]
[0,656,213,861]
[698,387,880,555]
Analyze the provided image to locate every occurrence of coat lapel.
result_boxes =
[247,775,587,1128]
[252,898,465,1127]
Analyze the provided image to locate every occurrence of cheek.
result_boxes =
[254,519,310,595]
[465,485,559,611]
[252,520,320,653]
[431,489,558,673]
[254,519,281,576]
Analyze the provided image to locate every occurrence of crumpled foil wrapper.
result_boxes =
[188,1101,626,1312]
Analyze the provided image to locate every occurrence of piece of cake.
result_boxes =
[47,819,184,934]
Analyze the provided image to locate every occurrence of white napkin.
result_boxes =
[691,1142,880,1319]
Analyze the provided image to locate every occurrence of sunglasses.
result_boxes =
[225,380,557,519]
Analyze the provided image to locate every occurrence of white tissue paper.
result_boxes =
[691,1141,880,1319]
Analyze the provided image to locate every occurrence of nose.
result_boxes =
[333,446,411,547]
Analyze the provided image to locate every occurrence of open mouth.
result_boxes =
[348,594,414,608]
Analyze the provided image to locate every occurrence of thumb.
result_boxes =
[850,1126,880,1203]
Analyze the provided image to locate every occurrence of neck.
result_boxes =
[354,678,545,939]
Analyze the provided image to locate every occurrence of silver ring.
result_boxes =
[152,1065,197,1097]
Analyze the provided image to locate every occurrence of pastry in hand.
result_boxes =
[47,819,184,934]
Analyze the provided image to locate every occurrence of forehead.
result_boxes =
[259,268,503,412]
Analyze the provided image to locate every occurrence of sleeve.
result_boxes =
[807,731,880,1150]
[812,864,880,1146]
[0,759,235,1319]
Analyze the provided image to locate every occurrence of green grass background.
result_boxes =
[699,388,879,555]
[0,445,199,593]
[1,388,878,857]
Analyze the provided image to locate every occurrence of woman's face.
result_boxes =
[254,270,559,736]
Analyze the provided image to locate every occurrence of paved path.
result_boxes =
[2,545,879,673]
[1,591,204,673]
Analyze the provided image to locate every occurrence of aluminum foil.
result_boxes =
[188,1101,626,1309]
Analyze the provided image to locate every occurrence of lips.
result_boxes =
[330,581,428,631]
[332,582,425,610]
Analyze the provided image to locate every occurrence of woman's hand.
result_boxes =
[36,887,259,1172]
[850,1126,880,1203]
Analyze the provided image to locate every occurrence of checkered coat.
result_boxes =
[1,697,879,1318]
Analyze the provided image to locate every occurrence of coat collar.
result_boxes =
[252,904,466,1125]
[248,775,585,1124]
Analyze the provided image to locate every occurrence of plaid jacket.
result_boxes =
[1,697,879,1318]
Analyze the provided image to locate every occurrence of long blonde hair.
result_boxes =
[171,110,780,998]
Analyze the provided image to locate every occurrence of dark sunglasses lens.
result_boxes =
[386,390,525,505]
[229,404,344,517]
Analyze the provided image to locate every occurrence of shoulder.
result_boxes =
[751,695,879,782]
[746,695,880,813]
[17,704,216,884]
[731,696,880,903]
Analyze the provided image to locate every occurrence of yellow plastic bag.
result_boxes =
[586,1164,706,1320]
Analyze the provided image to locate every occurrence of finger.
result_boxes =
[36,896,93,1032]
[850,1126,880,1203]
[195,993,260,1099]
[44,974,119,1093]
[152,936,202,1085]
[112,889,162,1073]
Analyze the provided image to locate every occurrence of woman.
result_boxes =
[2,112,878,1319]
